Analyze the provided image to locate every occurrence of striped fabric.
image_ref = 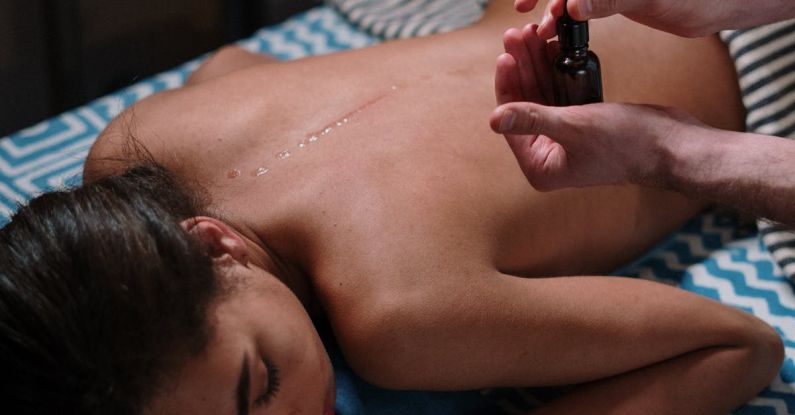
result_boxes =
[327,0,488,39]
[720,20,795,285]
[0,4,793,414]
[759,220,795,284]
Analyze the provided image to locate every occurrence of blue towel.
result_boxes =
[0,4,792,414]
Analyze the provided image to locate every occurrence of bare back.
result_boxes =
[87,1,745,318]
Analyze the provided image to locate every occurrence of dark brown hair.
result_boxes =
[0,162,219,415]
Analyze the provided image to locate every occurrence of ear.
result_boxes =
[180,216,248,264]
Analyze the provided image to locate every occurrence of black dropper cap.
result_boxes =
[557,1,589,50]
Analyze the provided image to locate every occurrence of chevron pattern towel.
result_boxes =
[0,4,793,415]
[720,20,795,286]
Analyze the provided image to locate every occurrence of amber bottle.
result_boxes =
[552,6,603,106]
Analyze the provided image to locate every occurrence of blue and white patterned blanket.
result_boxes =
[0,5,793,415]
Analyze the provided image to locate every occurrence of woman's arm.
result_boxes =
[344,270,783,414]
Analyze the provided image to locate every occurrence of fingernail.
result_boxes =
[500,110,516,131]
[578,0,591,18]
[523,23,539,36]
[540,13,550,28]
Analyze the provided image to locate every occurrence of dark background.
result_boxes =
[0,0,322,137]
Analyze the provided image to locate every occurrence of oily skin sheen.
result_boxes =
[87,2,781,414]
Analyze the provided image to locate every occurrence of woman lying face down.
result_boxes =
[0,1,784,414]
[0,163,333,415]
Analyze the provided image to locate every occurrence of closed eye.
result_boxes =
[254,357,280,407]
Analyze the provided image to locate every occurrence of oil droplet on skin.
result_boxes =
[303,85,400,141]
[225,84,404,180]
[253,167,270,177]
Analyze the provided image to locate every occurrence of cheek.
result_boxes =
[275,308,327,371]
[278,347,334,415]
[258,294,316,350]
[252,285,328,371]
[250,278,333,402]
[258,304,333,413]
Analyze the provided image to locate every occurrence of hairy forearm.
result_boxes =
[664,127,795,226]
[533,0,795,38]
[721,0,795,30]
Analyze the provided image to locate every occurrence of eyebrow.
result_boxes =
[236,354,250,415]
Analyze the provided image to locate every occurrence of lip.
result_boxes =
[323,388,335,415]
[324,365,336,415]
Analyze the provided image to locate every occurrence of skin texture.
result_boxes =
[496,1,795,226]
[85,1,782,414]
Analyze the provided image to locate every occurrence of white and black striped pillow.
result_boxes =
[327,0,488,40]
[720,20,795,284]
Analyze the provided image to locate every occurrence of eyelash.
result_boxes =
[254,357,281,407]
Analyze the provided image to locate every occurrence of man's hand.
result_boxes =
[492,24,706,191]
[491,100,707,191]
[515,0,795,39]
[492,23,795,225]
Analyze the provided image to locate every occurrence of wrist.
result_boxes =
[651,123,717,193]
[663,125,751,199]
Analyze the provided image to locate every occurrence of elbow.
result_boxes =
[733,316,785,392]
[753,323,785,384]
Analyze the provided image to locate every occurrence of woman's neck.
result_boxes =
[234,222,317,310]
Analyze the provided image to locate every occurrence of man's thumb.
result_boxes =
[491,103,572,140]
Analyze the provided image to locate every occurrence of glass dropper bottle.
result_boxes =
[552,1,604,106]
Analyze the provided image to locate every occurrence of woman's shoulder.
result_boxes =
[84,91,178,182]
[84,83,238,185]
